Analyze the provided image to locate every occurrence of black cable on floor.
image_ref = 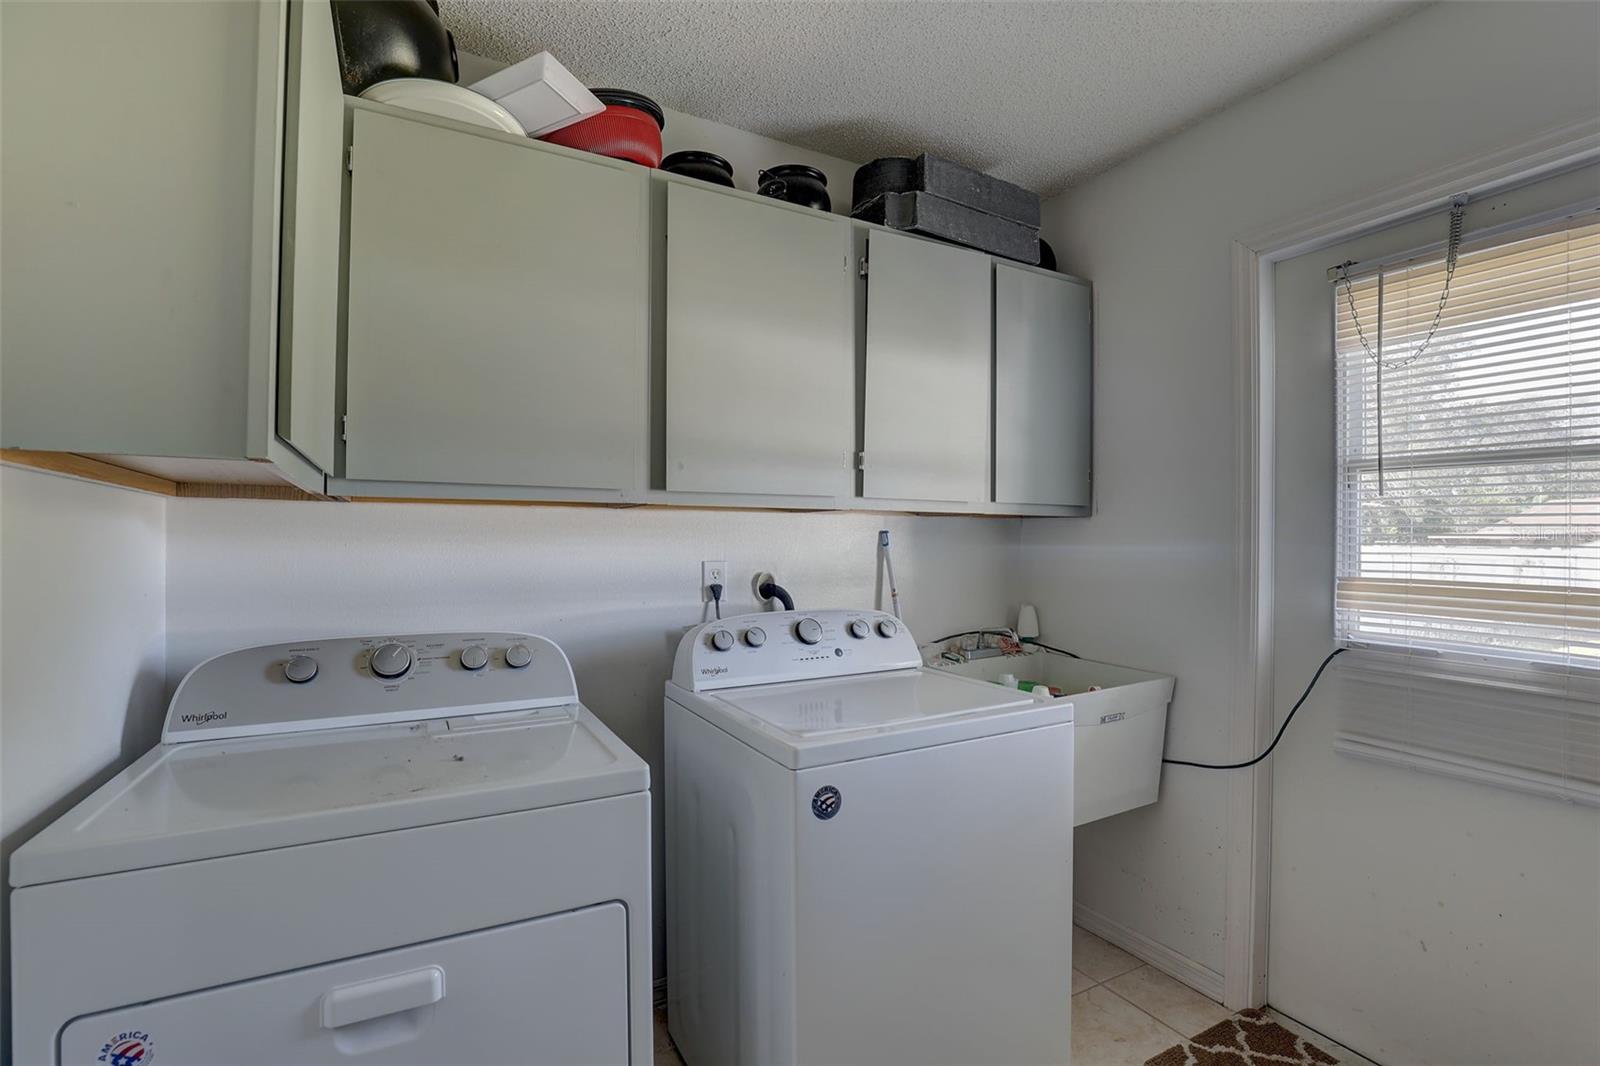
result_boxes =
[1162,648,1346,770]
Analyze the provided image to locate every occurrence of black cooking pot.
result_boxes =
[661,151,735,188]
[330,0,457,97]
[758,164,831,212]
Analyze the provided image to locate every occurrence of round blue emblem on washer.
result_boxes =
[812,785,842,820]
[98,1031,154,1066]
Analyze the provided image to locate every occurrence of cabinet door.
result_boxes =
[665,184,854,497]
[861,231,992,503]
[994,264,1092,507]
[0,0,268,457]
[276,0,343,474]
[343,110,647,491]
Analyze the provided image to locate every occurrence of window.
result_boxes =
[1334,210,1600,672]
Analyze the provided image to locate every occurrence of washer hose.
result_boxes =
[758,581,795,611]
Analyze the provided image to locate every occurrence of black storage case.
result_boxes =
[853,191,1041,264]
[852,155,1040,227]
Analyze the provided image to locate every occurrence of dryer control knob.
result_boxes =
[847,619,870,639]
[460,644,489,671]
[710,629,735,652]
[283,655,319,684]
[795,617,823,645]
[744,626,767,647]
[369,642,412,679]
[505,643,533,669]
[877,619,898,638]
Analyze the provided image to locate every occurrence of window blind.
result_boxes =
[1333,208,1600,800]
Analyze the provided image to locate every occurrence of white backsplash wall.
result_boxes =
[0,467,167,1055]
[166,499,1020,970]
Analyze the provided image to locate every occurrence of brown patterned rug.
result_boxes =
[1145,1009,1339,1066]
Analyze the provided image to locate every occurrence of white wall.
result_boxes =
[1027,0,1599,1024]
[1268,166,1600,1066]
[0,467,167,1052]
[164,499,1019,971]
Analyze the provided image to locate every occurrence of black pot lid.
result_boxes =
[662,150,731,173]
[591,88,664,130]
[761,163,828,185]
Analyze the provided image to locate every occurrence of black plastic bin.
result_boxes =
[853,191,1041,264]
[852,155,1040,227]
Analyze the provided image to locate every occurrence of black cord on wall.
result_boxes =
[1162,648,1346,770]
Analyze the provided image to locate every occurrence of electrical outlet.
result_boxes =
[702,560,727,601]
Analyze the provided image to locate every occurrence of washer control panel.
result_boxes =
[673,610,919,691]
[163,632,577,743]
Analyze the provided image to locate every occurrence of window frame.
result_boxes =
[1330,201,1600,678]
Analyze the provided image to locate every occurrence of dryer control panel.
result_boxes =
[163,632,578,743]
[672,610,920,691]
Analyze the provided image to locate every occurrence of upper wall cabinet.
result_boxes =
[0,0,322,494]
[994,264,1092,508]
[664,183,855,498]
[341,110,649,493]
[861,231,993,503]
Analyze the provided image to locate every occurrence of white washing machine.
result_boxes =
[10,632,651,1066]
[664,610,1074,1066]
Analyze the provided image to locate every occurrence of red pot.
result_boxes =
[539,88,664,168]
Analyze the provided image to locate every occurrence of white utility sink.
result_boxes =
[928,648,1174,825]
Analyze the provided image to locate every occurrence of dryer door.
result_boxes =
[57,903,630,1065]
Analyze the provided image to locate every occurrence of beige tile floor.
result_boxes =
[651,925,1377,1066]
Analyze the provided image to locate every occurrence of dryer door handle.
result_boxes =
[320,965,446,1029]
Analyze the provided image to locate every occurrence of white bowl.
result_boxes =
[360,79,526,136]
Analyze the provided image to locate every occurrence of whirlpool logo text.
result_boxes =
[179,711,227,726]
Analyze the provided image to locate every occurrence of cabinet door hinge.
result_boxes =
[858,255,869,278]
[854,451,866,470]
[346,145,354,173]
[341,413,349,441]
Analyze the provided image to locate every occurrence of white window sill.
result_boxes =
[1333,646,1599,807]
[1334,734,1600,808]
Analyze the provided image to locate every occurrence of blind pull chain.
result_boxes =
[1335,195,1469,496]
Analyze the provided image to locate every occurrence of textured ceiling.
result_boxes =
[441,1,1421,196]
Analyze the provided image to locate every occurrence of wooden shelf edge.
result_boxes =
[1,451,326,501]
[1,451,1074,516]
[1,449,179,496]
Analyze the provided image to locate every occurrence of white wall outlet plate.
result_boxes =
[702,560,727,601]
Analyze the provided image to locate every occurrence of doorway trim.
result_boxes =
[1222,115,1600,1010]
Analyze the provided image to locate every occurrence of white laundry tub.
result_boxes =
[929,649,1174,825]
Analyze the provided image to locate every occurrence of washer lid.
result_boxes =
[9,705,648,887]
[683,668,1071,769]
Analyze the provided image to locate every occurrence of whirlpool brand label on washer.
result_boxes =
[811,786,842,820]
[98,1030,155,1066]
[178,710,227,726]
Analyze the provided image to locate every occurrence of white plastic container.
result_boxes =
[468,51,604,137]
[930,648,1174,825]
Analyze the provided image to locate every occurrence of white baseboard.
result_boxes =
[1073,902,1225,1004]
[654,976,667,1010]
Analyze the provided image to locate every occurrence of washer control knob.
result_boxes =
[795,617,824,645]
[710,629,735,652]
[847,619,871,639]
[369,642,412,679]
[460,644,489,671]
[744,626,767,648]
[283,655,319,684]
[504,643,533,669]
[877,619,898,638]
